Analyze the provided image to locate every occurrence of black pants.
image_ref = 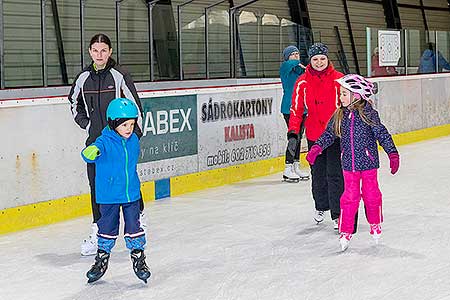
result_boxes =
[283,114,306,164]
[87,163,144,223]
[307,139,343,220]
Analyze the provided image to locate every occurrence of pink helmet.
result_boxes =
[336,74,375,101]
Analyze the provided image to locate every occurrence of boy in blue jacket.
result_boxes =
[81,98,151,284]
[280,45,309,182]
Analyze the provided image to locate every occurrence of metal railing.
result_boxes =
[204,0,229,79]
[177,0,196,80]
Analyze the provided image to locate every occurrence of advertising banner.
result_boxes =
[138,94,198,181]
[197,89,281,171]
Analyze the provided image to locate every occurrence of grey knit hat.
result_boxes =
[308,42,328,58]
[283,45,299,61]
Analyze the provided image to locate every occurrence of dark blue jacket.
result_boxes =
[280,60,305,114]
[315,103,397,171]
[418,49,450,73]
[81,126,141,204]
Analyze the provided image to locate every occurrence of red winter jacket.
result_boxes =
[288,63,343,141]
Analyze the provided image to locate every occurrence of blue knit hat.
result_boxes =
[283,45,299,61]
[308,42,328,58]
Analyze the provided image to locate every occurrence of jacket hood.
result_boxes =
[101,126,126,142]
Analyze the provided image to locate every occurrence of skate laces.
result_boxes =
[339,233,352,241]
[91,251,109,272]
[370,224,381,235]
[131,250,149,272]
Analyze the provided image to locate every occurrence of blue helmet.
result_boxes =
[106,98,138,128]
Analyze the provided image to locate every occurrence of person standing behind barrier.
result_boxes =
[371,47,397,76]
[280,45,309,182]
[418,42,450,73]
[287,43,344,231]
[306,74,399,251]
[68,33,146,256]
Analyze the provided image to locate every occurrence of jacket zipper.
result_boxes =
[122,139,130,202]
[350,111,355,171]
[97,75,105,126]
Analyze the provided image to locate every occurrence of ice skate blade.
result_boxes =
[314,219,324,225]
[87,278,100,284]
[137,273,151,284]
[282,176,300,183]
[87,274,104,284]
[340,240,350,252]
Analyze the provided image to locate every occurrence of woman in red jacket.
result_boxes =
[287,43,344,230]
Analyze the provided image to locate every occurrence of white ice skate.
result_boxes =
[370,224,382,244]
[333,218,339,231]
[282,164,300,183]
[339,233,352,251]
[81,223,98,256]
[314,210,325,224]
[293,161,310,180]
[140,211,148,235]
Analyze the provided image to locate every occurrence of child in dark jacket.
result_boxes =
[81,98,151,283]
[306,74,400,251]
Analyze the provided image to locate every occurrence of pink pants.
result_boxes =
[339,169,383,234]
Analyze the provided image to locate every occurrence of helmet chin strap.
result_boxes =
[343,92,363,108]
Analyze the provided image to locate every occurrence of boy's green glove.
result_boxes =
[82,145,100,160]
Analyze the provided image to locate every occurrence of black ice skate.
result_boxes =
[86,250,110,283]
[131,249,151,283]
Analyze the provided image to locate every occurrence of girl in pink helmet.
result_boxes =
[306,74,400,251]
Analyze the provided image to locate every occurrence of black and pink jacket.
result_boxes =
[315,103,397,172]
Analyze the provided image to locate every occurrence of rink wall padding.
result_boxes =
[1,76,450,235]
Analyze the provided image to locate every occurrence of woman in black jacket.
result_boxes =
[68,33,145,256]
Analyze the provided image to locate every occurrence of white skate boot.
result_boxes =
[339,233,352,251]
[282,164,300,183]
[140,211,148,235]
[314,210,325,224]
[293,161,310,180]
[333,218,339,231]
[81,223,98,256]
[370,224,382,244]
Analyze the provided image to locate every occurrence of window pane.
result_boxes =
[45,0,81,86]
[4,0,42,87]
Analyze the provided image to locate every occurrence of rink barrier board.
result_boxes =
[1,124,449,235]
[0,181,156,235]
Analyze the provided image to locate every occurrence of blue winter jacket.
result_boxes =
[280,60,305,114]
[81,126,141,204]
[315,103,397,171]
[418,49,450,73]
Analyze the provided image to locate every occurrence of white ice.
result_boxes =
[1,136,450,300]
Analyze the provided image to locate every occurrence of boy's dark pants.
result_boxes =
[87,163,144,223]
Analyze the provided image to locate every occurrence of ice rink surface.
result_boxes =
[1,136,450,300]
